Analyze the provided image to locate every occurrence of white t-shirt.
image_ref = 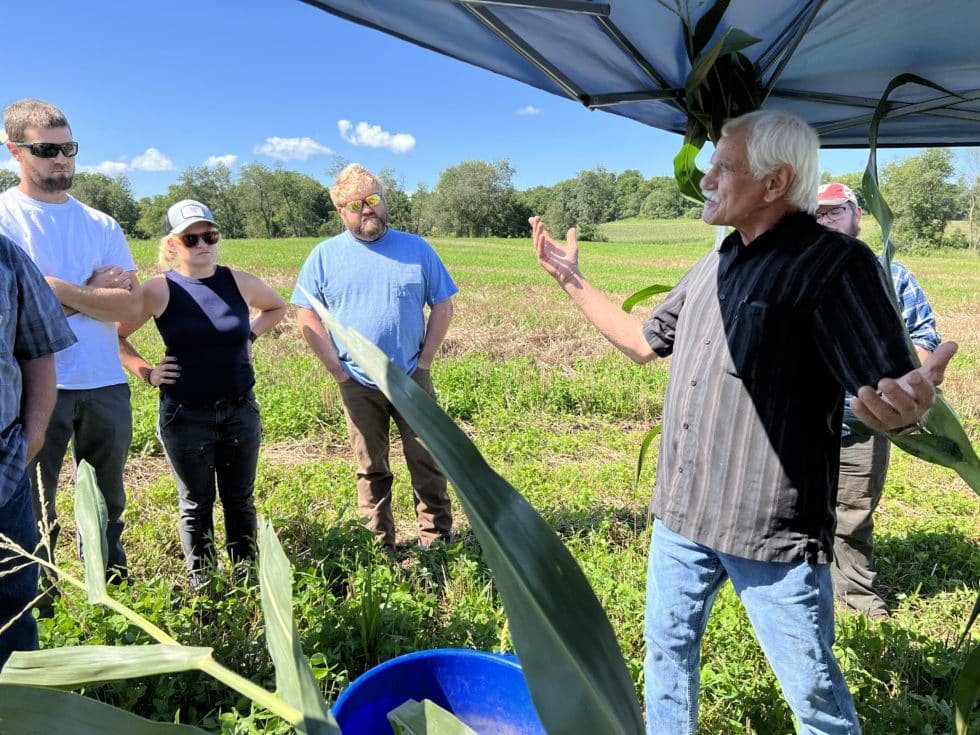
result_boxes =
[0,188,136,389]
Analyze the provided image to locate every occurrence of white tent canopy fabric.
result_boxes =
[300,0,980,148]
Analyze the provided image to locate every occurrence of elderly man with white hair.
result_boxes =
[532,109,956,734]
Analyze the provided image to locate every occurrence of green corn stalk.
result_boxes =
[303,287,645,735]
[858,73,980,734]
[0,460,339,735]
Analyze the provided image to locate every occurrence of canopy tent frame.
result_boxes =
[300,0,980,147]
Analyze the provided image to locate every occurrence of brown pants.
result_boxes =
[832,431,890,617]
[337,369,452,547]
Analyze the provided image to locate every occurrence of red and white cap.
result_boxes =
[817,182,858,207]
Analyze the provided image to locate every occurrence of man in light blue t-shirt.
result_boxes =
[292,164,457,549]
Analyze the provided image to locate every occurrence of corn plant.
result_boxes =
[2,302,649,735]
[0,461,338,735]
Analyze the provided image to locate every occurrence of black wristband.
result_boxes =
[248,331,258,344]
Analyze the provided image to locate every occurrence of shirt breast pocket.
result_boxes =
[728,299,795,383]
[393,264,423,300]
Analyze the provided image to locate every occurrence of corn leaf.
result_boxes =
[634,426,662,492]
[863,73,959,263]
[303,289,644,735]
[0,645,213,687]
[0,684,208,734]
[685,27,760,106]
[691,0,731,59]
[954,645,980,735]
[388,699,477,735]
[622,284,673,313]
[257,519,338,735]
[673,143,706,203]
[860,74,980,498]
[74,459,108,602]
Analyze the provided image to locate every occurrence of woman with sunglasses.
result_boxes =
[117,200,286,591]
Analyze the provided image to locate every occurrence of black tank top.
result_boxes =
[155,266,254,403]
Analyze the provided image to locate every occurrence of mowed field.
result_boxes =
[39,218,979,733]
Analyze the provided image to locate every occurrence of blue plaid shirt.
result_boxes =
[0,234,76,505]
[842,259,940,434]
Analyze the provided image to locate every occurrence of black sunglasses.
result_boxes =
[180,231,221,247]
[14,141,79,158]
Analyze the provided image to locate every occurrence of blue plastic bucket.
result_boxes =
[332,648,546,734]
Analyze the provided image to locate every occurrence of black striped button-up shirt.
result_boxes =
[643,212,914,563]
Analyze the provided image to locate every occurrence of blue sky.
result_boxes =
[3,0,921,201]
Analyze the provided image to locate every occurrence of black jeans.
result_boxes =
[158,391,261,579]
[29,384,132,595]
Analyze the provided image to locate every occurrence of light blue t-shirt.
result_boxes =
[291,228,457,388]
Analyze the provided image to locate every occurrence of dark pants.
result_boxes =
[833,432,890,617]
[28,384,132,606]
[0,473,39,669]
[338,369,452,548]
[158,392,261,581]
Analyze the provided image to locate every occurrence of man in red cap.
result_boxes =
[816,182,940,617]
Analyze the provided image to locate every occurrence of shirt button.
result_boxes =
[691,379,697,386]
[678,467,684,474]
[682,422,690,429]
[719,293,727,301]
[704,338,711,345]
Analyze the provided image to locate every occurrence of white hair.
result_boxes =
[721,110,820,214]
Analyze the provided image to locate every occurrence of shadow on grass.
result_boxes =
[541,503,650,544]
[837,614,978,735]
[874,526,980,602]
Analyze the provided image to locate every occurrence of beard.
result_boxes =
[355,213,387,241]
[33,171,74,194]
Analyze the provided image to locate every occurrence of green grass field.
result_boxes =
[38,218,979,733]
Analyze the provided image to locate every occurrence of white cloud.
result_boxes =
[1,158,19,173]
[254,136,332,161]
[337,120,416,154]
[130,147,174,172]
[78,160,129,176]
[517,105,541,116]
[204,154,238,168]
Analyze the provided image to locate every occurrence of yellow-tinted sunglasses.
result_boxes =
[340,193,382,213]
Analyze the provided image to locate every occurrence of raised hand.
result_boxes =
[850,341,958,432]
[530,215,581,287]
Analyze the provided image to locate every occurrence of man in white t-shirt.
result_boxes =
[1,99,142,611]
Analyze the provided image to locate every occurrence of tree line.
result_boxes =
[1,148,976,249]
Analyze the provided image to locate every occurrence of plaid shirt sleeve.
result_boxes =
[890,261,941,352]
[0,237,76,502]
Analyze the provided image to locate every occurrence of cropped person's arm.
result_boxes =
[20,354,57,464]
[231,270,287,340]
[48,265,143,323]
[296,306,349,383]
[116,277,178,387]
[418,297,453,369]
[531,216,655,364]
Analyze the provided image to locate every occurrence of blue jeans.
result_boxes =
[0,473,39,669]
[158,392,261,580]
[644,519,860,734]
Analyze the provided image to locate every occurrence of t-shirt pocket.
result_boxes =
[393,264,423,301]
